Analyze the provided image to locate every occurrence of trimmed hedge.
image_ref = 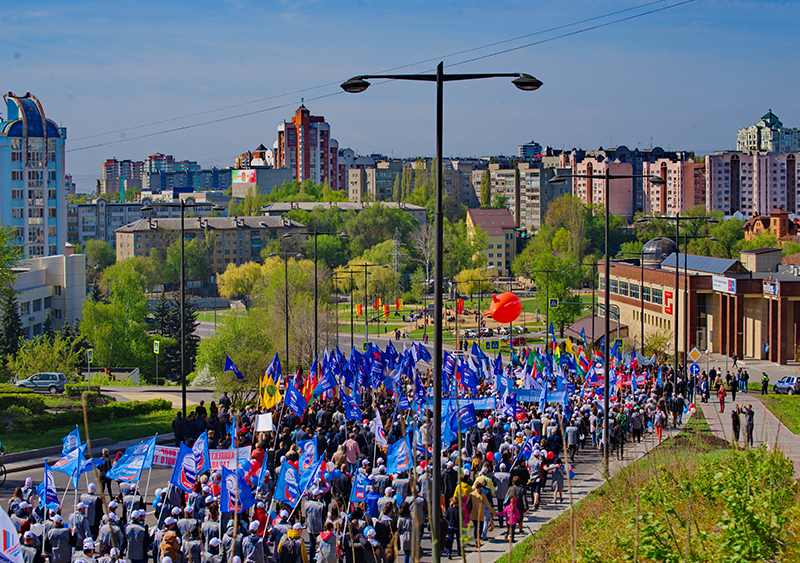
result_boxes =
[66,384,102,397]
[0,384,35,395]
[0,392,46,415]
[1,398,173,434]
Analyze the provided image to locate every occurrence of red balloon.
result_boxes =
[546,451,554,460]
[486,451,494,462]
[485,293,522,324]
[488,418,494,426]
[420,460,427,469]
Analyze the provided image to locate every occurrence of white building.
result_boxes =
[12,252,86,337]
[737,110,800,153]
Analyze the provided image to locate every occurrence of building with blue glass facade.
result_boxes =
[0,92,66,257]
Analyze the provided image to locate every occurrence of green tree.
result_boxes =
[0,225,22,295]
[479,170,491,207]
[84,240,116,271]
[342,204,418,257]
[0,290,23,358]
[741,231,779,252]
[454,268,495,298]
[492,193,509,209]
[444,221,487,278]
[709,218,745,259]
[217,261,263,310]
[42,312,54,343]
[150,294,172,336]
[164,237,212,285]
[8,335,82,378]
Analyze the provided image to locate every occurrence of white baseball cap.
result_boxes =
[88,483,97,493]
[162,558,173,563]
[248,521,259,532]
[184,505,194,513]
[108,501,118,509]
[292,523,304,530]
[18,502,32,509]
[205,496,216,504]
[279,509,289,519]
[76,502,87,510]
[209,538,222,547]
[23,532,35,540]
[53,515,63,523]
[171,507,182,516]
[83,539,95,551]
[164,517,177,526]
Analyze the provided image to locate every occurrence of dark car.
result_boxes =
[16,372,68,394]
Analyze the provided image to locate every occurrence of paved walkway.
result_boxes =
[700,395,800,478]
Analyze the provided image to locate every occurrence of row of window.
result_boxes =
[602,278,664,305]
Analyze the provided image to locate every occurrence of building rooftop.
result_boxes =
[467,208,516,236]
[564,315,627,346]
[117,216,304,233]
[741,247,782,255]
[660,253,749,276]
[1,92,61,138]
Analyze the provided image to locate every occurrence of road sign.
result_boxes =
[362,341,372,352]
[615,338,624,348]
[689,363,700,376]
[549,298,559,308]
[688,347,702,363]
[87,349,93,364]
[154,341,160,355]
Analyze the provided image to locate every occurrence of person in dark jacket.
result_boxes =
[172,413,185,447]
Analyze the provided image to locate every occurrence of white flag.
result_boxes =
[371,412,387,448]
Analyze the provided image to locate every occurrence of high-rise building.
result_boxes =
[737,110,800,153]
[0,92,66,257]
[274,104,340,189]
[705,151,800,216]
[641,156,706,216]
[518,140,542,160]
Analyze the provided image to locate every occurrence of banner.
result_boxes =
[153,445,251,470]
[425,397,497,412]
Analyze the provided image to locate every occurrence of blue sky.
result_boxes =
[2,0,798,192]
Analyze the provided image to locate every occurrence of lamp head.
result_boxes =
[268,253,279,258]
[338,231,349,240]
[549,176,569,185]
[341,77,371,93]
[141,204,153,212]
[282,232,293,239]
[647,175,667,186]
[512,74,543,91]
[212,205,226,212]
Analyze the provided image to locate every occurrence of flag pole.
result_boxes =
[233,410,240,539]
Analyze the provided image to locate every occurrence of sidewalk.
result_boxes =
[459,424,683,563]
[701,396,800,478]
[701,351,799,385]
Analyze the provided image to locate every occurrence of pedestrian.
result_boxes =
[172,412,185,447]
[499,497,520,542]
[732,353,738,367]
[744,404,755,448]
[718,384,727,414]
[467,484,496,548]
[730,372,738,402]
[731,406,741,444]
[546,457,565,502]
[444,498,461,559]
[761,372,770,395]
[276,522,307,563]
[654,406,667,443]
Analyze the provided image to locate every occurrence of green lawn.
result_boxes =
[755,394,800,434]
[196,309,241,323]
[0,410,176,453]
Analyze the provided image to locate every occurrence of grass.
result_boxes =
[0,409,177,453]
[754,393,800,434]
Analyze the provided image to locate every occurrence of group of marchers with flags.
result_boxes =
[3,327,698,563]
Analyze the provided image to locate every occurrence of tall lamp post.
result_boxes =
[333,272,356,350]
[269,251,305,371]
[141,202,225,418]
[551,170,665,478]
[281,229,349,365]
[342,64,541,555]
[344,263,389,345]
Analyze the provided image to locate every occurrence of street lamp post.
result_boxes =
[141,201,225,418]
[281,229,348,365]
[333,272,355,351]
[269,252,304,371]
[551,170,665,478]
[344,264,388,345]
[342,64,541,557]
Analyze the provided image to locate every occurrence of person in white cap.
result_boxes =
[269,510,291,555]
[10,501,33,532]
[200,500,221,552]
[21,477,36,502]
[153,517,177,563]
[376,488,396,519]
[45,514,71,563]
[80,483,101,539]
[204,537,223,563]
[69,503,92,547]
[303,489,325,560]
[76,538,97,563]
[241,521,265,563]
[97,547,119,563]
[177,505,198,541]
[122,485,143,528]
[372,466,390,494]
[124,509,150,563]
[20,530,44,563]
[277,523,307,563]
[97,512,122,554]
[181,527,203,563]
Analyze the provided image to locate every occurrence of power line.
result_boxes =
[67,0,697,154]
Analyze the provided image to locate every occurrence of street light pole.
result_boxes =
[341,64,542,559]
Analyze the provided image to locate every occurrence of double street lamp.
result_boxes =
[269,251,305,372]
[140,201,225,418]
[344,263,389,345]
[551,169,665,478]
[342,63,542,557]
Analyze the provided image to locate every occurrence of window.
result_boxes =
[11,171,22,181]
[619,281,629,297]
[11,189,23,199]
[652,288,663,305]
[609,279,619,294]
[44,296,52,309]
[32,299,42,312]
[642,286,651,302]
[54,285,62,296]
[20,302,29,315]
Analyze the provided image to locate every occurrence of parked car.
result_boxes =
[500,336,527,346]
[16,372,68,394]
[513,325,529,334]
[479,328,494,337]
[773,375,800,395]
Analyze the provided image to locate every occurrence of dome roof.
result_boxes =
[642,236,677,264]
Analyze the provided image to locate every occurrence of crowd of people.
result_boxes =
[5,346,713,563]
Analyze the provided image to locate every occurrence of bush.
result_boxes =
[0,392,46,415]
[0,384,34,394]
[1,398,173,434]
[5,405,33,418]
[66,384,101,397]
[400,291,419,305]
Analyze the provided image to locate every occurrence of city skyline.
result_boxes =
[2,0,798,192]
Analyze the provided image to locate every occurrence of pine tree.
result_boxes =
[89,283,105,303]
[151,293,171,336]
[43,312,54,342]
[0,291,23,358]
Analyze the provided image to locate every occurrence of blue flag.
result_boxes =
[386,436,412,475]
[192,431,211,474]
[548,322,555,335]
[461,359,479,392]
[170,443,197,493]
[266,353,282,382]
[297,457,325,499]
[224,356,243,380]
[36,460,60,511]
[471,341,488,362]
[61,426,81,456]
[52,443,85,479]
[220,466,257,513]
[517,436,535,460]
[580,327,586,343]
[284,382,307,419]
[416,343,432,362]
[273,462,302,508]
[539,384,548,407]
[106,436,156,482]
[454,404,478,432]
[314,370,339,396]
[298,439,318,472]
[342,391,362,421]
[397,392,410,411]
[349,472,370,505]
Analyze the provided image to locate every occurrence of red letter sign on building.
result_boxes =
[664,290,673,314]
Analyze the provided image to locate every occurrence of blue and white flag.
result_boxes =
[386,436,412,475]
[298,439,318,472]
[297,457,325,499]
[539,383,548,407]
[416,344,432,363]
[220,466,256,513]
[0,508,22,563]
[106,436,157,482]
[61,426,81,456]
[284,382,307,419]
[471,341,488,362]
[454,404,478,431]
[371,412,387,448]
[169,443,197,493]
[411,424,427,456]
[36,461,59,511]
[349,472,370,505]
[266,353,282,383]
[517,436,535,460]
[314,370,338,396]
[273,462,302,508]
[397,392,410,411]
[52,443,86,479]
[342,391,361,421]
[192,431,211,474]
[224,356,243,380]
[461,359,480,392]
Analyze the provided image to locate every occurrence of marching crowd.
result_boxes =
[5,351,708,563]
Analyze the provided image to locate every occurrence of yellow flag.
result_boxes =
[565,337,575,357]
[260,372,282,410]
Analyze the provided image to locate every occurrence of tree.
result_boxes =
[0,225,22,295]
[342,204,418,257]
[545,196,587,259]
[84,240,116,271]
[709,218,745,259]
[164,237,212,286]
[443,221,487,278]
[492,193,509,209]
[8,335,82,379]
[454,268,495,299]
[410,223,434,284]
[42,312,54,343]
[217,262,263,310]
[741,231,778,252]
[89,283,105,303]
[479,170,491,207]
[0,290,23,358]
[150,294,172,336]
